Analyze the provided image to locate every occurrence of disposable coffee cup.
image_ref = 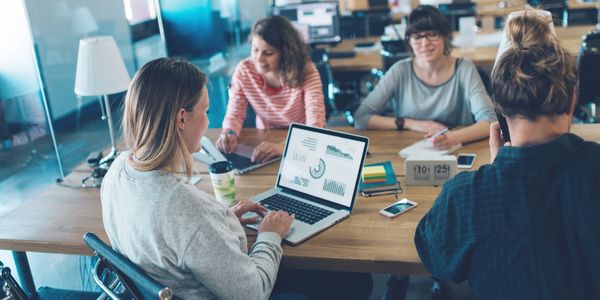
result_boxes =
[209,161,236,206]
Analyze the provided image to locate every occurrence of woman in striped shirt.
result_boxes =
[216,15,326,163]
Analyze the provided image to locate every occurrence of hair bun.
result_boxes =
[491,12,576,121]
[506,13,556,51]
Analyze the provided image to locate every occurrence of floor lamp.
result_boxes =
[74,36,130,169]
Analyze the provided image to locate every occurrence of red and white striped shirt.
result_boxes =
[222,58,326,134]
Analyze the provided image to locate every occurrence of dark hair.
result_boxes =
[491,13,577,121]
[405,5,454,55]
[250,15,310,88]
[123,57,207,177]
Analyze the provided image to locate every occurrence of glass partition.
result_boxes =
[0,0,135,291]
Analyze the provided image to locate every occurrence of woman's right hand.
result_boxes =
[259,210,294,238]
[404,119,447,136]
[215,131,238,153]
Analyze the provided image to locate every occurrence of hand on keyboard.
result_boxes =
[232,200,267,225]
[261,194,333,225]
[259,210,294,238]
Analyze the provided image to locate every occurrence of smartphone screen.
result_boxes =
[384,202,415,214]
[457,155,475,166]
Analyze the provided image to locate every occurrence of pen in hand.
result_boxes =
[428,128,449,142]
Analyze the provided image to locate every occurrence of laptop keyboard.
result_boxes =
[223,152,254,170]
[261,194,334,225]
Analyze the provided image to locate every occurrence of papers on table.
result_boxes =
[399,139,462,158]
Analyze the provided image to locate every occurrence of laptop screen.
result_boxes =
[277,124,369,208]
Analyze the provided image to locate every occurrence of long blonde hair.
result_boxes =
[122,58,207,177]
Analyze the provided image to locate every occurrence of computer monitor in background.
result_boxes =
[157,0,226,59]
[273,2,341,45]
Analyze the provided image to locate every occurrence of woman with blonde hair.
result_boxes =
[415,12,600,299]
[216,15,326,163]
[101,57,294,299]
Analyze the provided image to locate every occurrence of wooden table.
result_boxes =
[2,125,600,279]
[327,25,595,72]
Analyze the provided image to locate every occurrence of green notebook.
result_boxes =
[358,161,399,193]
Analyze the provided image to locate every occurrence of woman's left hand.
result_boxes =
[431,132,459,150]
[232,200,268,225]
[251,141,283,163]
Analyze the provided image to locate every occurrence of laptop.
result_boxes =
[193,136,280,175]
[247,123,369,245]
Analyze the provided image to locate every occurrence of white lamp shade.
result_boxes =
[74,36,130,96]
[493,9,556,70]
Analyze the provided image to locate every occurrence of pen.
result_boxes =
[428,128,449,141]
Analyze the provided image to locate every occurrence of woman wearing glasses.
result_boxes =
[354,5,495,150]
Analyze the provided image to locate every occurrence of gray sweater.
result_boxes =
[101,152,283,300]
[354,58,496,129]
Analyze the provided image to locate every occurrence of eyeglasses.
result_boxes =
[409,31,442,42]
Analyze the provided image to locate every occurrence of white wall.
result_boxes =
[238,0,271,28]
[0,1,40,101]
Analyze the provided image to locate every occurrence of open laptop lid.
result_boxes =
[275,124,369,211]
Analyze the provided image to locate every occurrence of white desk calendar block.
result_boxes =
[405,155,458,186]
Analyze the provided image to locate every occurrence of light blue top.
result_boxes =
[354,58,496,129]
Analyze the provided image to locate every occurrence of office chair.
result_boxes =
[576,29,600,122]
[1,261,28,300]
[310,48,338,119]
[380,37,410,72]
[0,261,99,300]
[310,48,363,126]
[83,232,173,300]
[476,66,492,95]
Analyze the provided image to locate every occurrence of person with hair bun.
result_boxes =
[414,12,600,299]
[216,15,326,163]
[354,5,495,150]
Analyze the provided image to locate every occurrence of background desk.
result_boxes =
[1,125,599,278]
[327,25,595,72]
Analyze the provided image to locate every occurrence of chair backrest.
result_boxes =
[578,30,600,103]
[310,48,337,119]
[380,38,410,72]
[476,67,492,96]
[0,262,29,300]
[83,232,173,300]
[575,30,600,122]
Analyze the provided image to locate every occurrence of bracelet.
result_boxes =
[395,117,405,130]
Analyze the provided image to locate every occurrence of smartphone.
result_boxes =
[495,108,511,142]
[379,198,418,218]
[457,153,476,169]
